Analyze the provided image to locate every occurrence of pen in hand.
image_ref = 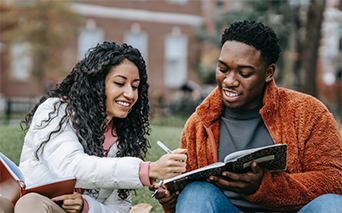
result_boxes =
[151,141,173,198]
[157,141,173,154]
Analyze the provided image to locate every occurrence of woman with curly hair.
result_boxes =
[8,41,187,213]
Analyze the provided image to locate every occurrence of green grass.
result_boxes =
[0,124,26,165]
[0,124,183,213]
[132,126,183,213]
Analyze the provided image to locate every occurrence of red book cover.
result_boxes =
[0,153,76,205]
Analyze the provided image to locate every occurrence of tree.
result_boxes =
[196,0,295,85]
[0,0,83,94]
[301,0,326,97]
[196,0,327,97]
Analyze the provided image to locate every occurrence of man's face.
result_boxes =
[216,41,274,110]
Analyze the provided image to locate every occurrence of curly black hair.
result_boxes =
[221,20,281,66]
[21,41,150,200]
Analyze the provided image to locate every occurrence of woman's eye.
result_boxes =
[114,82,124,86]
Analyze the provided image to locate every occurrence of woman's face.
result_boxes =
[105,59,140,120]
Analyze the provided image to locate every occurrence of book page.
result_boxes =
[0,152,25,182]
[224,144,285,163]
[164,143,287,194]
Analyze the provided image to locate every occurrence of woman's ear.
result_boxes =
[265,64,276,83]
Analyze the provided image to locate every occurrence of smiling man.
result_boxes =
[153,20,342,213]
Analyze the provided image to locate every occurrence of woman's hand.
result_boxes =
[51,192,84,213]
[149,148,187,180]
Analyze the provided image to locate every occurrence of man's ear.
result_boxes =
[265,64,276,83]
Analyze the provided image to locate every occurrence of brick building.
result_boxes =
[1,0,341,119]
[0,0,203,111]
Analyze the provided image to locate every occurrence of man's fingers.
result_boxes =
[251,161,263,173]
[158,193,179,207]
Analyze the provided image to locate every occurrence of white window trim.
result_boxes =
[71,3,202,26]
[164,31,188,88]
[124,24,148,64]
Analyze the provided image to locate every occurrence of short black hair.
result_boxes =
[221,20,281,66]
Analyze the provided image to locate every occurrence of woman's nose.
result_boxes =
[123,86,135,99]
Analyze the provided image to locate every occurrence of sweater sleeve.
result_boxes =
[139,161,155,187]
[81,197,89,213]
[245,108,342,211]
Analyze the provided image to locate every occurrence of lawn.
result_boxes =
[0,124,184,213]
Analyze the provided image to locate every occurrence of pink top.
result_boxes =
[81,124,154,213]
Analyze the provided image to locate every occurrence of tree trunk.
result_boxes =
[301,0,326,97]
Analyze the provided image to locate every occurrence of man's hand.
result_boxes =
[207,161,264,195]
[51,192,84,213]
[149,183,179,208]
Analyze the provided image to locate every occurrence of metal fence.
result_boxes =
[1,97,40,125]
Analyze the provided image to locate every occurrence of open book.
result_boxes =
[164,144,287,194]
[0,152,76,205]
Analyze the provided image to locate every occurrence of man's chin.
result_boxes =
[223,100,242,109]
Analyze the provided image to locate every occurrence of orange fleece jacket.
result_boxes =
[163,79,342,212]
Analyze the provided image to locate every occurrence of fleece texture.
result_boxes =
[163,79,342,212]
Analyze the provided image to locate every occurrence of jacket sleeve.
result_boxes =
[82,194,131,213]
[245,108,342,211]
[27,98,144,190]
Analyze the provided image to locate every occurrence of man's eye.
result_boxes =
[218,67,228,73]
[240,73,251,78]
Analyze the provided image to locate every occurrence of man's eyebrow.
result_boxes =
[238,65,255,70]
[218,60,255,70]
[218,60,227,66]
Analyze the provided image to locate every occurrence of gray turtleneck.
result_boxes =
[218,105,274,211]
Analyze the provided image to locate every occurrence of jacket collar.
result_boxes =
[196,87,224,127]
[260,79,278,117]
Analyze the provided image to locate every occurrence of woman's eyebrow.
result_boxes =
[113,74,127,79]
[113,75,140,82]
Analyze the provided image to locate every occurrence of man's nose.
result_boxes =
[223,72,239,87]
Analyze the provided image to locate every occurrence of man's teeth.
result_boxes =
[225,91,238,97]
[117,101,130,106]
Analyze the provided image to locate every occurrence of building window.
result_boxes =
[167,0,188,5]
[230,0,243,11]
[201,0,209,10]
[10,42,32,81]
[339,28,342,51]
[124,23,148,62]
[216,0,223,8]
[164,28,187,88]
[78,19,104,60]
